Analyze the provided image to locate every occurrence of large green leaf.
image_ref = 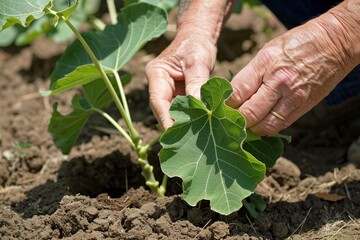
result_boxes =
[15,17,53,46]
[47,2,167,96]
[48,74,130,154]
[55,0,79,20]
[49,96,92,155]
[0,25,19,46]
[50,0,80,26]
[0,0,51,30]
[0,0,81,45]
[125,0,179,11]
[159,77,268,215]
[243,137,283,168]
[0,0,80,33]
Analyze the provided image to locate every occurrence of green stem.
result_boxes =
[93,108,134,148]
[159,175,167,196]
[141,134,161,154]
[112,70,131,120]
[56,12,163,196]
[137,134,164,196]
[138,156,164,197]
[106,0,118,24]
[61,17,140,145]
[88,16,106,31]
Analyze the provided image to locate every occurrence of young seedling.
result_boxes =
[160,77,289,215]
[0,0,288,216]
[3,141,31,162]
[0,0,168,196]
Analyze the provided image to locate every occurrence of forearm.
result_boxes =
[176,0,235,44]
[315,0,360,69]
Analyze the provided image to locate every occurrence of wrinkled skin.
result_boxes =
[227,15,357,135]
[145,33,217,129]
[146,0,360,135]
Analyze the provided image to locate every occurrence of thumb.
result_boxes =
[184,62,211,99]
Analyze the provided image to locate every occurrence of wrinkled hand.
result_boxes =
[227,15,358,136]
[145,32,217,129]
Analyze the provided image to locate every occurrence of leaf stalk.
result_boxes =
[93,108,134,148]
[106,0,118,24]
[52,11,164,197]
[111,70,131,120]
[61,16,140,146]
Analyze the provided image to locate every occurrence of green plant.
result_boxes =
[159,77,289,215]
[0,0,103,47]
[3,141,31,161]
[0,0,288,216]
[0,0,168,196]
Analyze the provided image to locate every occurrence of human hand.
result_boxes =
[227,11,360,136]
[145,32,217,129]
[145,0,235,130]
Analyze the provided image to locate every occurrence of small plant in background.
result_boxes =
[0,0,288,216]
[0,0,103,47]
[1,0,170,196]
[2,141,31,161]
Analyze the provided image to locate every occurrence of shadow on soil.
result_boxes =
[11,150,143,218]
[11,150,360,239]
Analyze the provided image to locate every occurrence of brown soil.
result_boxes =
[1,6,360,240]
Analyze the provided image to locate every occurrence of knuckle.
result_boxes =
[230,85,243,103]
[257,45,277,65]
[241,107,261,126]
[259,121,279,136]
[273,68,298,88]
[292,88,306,101]
[256,118,291,136]
[145,60,157,75]
[289,88,307,107]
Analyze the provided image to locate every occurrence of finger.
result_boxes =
[183,58,211,99]
[146,66,176,130]
[238,82,281,128]
[249,89,306,135]
[227,54,267,108]
[150,99,173,130]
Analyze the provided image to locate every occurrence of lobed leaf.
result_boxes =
[15,17,53,46]
[0,0,81,45]
[159,77,268,215]
[48,74,130,154]
[0,25,19,46]
[47,2,167,96]
[0,0,51,31]
[243,136,283,168]
[55,0,79,20]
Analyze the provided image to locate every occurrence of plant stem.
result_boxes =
[106,0,118,24]
[112,70,131,120]
[57,13,163,196]
[88,16,106,31]
[93,108,134,148]
[61,16,140,145]
[138,155,164,197]
[142,134,161,153]
[159,175,167,196]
